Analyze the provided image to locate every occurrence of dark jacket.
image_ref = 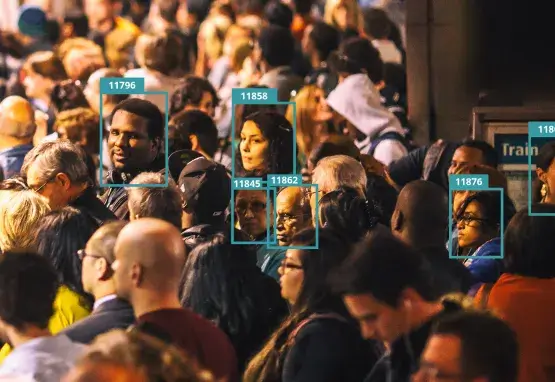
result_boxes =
[364,301,462,382]
[282,313,383,382]
[102,157,166,220]
[420,246,473,295]
[72,186,117,225]
[0,144,33,179]
[61,297,135,344]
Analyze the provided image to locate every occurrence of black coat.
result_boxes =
[61,297,135,344]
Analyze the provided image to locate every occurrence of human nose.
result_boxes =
[456,218,465,229]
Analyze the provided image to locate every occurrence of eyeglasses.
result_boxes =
[77,249,106,262]
[28,175,56,194]
[455,214,489,227]
[235,200,266,214]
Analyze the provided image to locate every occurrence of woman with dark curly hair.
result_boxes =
[235,110,294,178]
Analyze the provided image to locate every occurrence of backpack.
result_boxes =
[368,131,413,157]
[421,139,450,181]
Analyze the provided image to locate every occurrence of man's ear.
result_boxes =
[57,173,72,191]
[391,209,403,232]
[189,134,200,151]
[151,136,162,155]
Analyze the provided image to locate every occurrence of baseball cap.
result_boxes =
[168,149,204,182]
[178,157,231,217]
[18,5,47,38]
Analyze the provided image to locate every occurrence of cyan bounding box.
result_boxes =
[232,178,263,190]
[268,174,302,187]
[449,174,489,191]
[100,77,145,94]
[528,121,555,138]
[448,180,505,260]
[231,102,298,176]
[230,186,272,245]
[98,80,169,188]
[231,88,278,104]
[527,122,555,216]
[267,184,320,250]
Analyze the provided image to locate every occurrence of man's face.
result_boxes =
[80,243,107,295]
[448,147,485,175]
[26,162,69,210]
[343,293,406,344]
[412,334,466,382]
[276,188,311,246]
[184,92,216,118]
[85,0,113,25]
[235,190,268,238]
[108,110,157,172]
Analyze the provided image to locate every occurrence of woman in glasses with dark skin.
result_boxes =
[244,228,383,382]
[454,191,504,295]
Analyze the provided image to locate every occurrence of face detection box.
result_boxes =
[99,77,169,188]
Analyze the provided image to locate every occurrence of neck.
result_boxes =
[545,194,555,204]
[67,183,89,203]
[131,290,181,318]
[0,136,31,150]
[399,301,444,343]
[7,326,51,348]
[92,282,117,303]
[310,54,322,70]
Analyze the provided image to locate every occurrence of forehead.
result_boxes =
[343,293,396,316]
[277,188,302,207]
[462,200,481,214]
[285,248,303,262]
[422,334,462,363]
[453,146,483,161]
[241,120,263,136]
[26,160,44,183]
[236,190,266,202]
[111,110,149,133]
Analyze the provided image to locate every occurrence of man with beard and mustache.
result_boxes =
[102,98,166,220]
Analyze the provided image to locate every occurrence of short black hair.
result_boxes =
[264,1,293,29]
[362,7,392,40]
[433,311,518,382]
[258,25,295,67]
[292,0,313,15]
[504,204,555,278]
[0,252,59,331]
[330,227,439,307]
[309,21,340,62]
[332,37,383,84]
[459,139,499,168]
[111,98,165,140]
[171,110,219,157]
[157,0,180,23]
[170,76,219,116]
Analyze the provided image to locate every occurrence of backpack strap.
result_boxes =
[368,131,409,157]
[422,139,449,181]
[287,313,349,346]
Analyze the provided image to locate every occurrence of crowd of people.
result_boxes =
[0,0,552,381]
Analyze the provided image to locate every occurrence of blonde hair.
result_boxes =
[285,85,323,160]
[57,38,103,62]
[0,191,51,252]
[81,329,214,382]
[200,15,234,63]
[324,0,363,32]
[229,37,254,72]
[105,29,138,70]
[312,155,367,196]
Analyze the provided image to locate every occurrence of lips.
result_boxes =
[112,151,129,161]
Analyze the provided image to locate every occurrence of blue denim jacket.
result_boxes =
[0,144,33,179]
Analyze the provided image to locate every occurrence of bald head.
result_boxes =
[0,96,36,139]
[87,220,127,264]
[392,180,448,246]
[115,218,185,291]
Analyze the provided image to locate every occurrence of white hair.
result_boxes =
[312,155,367,196]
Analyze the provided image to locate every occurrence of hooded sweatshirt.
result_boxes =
[326,74,407,165]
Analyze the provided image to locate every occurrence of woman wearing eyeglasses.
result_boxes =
[243,228,383,382]
[454,191,504,296]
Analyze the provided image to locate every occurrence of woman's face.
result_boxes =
[536,160,555,198]
[456,200,495,249]
[279,249,304,305]
[240,120,269,172]
[312,88,334,123]
[23,69,52,99]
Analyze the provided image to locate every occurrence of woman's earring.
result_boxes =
[541,183,549,201]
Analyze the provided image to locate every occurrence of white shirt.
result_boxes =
[93,294,118,311]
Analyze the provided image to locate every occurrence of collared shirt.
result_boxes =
[93,294,118,312]
[0,335,85,382]
[0,144,33,179]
